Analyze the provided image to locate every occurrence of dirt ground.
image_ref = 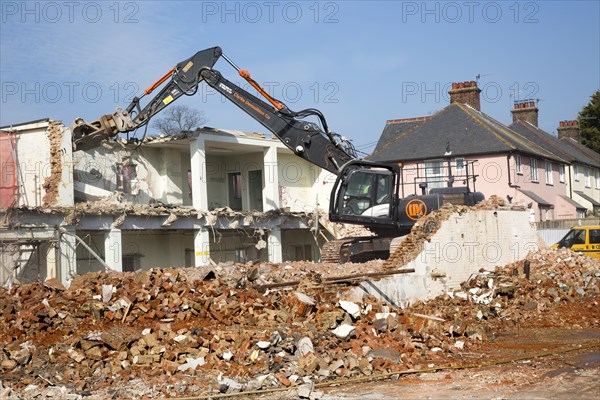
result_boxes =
[252,328,599,400]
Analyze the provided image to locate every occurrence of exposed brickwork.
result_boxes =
[511,100,539,127]
[448,81,481,111]
[42,121,63,207]
[557,120,580,141]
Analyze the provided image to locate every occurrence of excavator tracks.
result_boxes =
[321,238,356,263]
[320,236,394,264]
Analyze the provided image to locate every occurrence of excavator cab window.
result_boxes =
[340,170,392,218]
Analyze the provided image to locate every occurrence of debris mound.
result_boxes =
[0,248,598,398]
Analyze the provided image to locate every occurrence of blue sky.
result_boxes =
[1,1,599,154]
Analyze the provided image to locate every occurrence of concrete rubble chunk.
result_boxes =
[246,374,269,391]
[373,318,388,332]
[339,300,360,319]
[100,325,141,350]
[67,348,85,363]
[297,382,314,399]
[256,341,271,349]
[332,324,355,339]
[368,347,401,362]
[219,377,243,393]
[299,352,319,374]
[178,357,206,372]
[107,298,129,312]
[297,337,314,356]
[101,284,114,303]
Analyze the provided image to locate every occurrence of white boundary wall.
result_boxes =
[351,209,543,307]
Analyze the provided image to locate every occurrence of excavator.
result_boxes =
[71,46,484,263]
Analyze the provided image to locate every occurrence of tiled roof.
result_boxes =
[369,104,565,163]
[518,189,553,207]
[559,195,587,210]
[575,191,600,206]
[558,137,600,168]
[509,121,600,168]
[373,118,428,153]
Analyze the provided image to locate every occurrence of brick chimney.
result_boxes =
[449,81,481,111]
[511,100,539,127]
[557,120,580,141]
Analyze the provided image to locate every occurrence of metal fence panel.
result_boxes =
[537,228,570,246]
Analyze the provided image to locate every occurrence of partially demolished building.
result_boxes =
[0,119,337,286]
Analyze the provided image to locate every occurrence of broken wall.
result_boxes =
[353,209,541,307]
[74,144,190,205]
[277,153,334,212]
[3,121,73,208]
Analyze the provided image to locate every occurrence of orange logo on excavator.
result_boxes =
[406,199,427,220]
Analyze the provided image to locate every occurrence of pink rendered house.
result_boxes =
[369,81,585,221]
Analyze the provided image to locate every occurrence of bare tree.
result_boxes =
[152,105,207,135]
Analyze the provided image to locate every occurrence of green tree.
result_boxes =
[578,90,600,154]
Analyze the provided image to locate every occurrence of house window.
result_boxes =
[595,169,600,189]
[455,158,465,172]
[559,164,565,183]
[545,161,553,185]
[584,167,591,187]
[425,160,445,190]
[515,154,522,174]
[574,164,579,181]
[530,158,538,182]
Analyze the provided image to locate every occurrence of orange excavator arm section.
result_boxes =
[238,69,285,110]
[144,66,177,95]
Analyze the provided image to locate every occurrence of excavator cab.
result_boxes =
[329,161,401,229]
[330,159,486,237]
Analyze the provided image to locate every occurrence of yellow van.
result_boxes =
[551,225,600,260]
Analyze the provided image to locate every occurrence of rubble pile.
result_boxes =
[212,258,387,289]
[1,248,598,398]
[409,248,600,337]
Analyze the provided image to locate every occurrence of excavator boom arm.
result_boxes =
[71,46,355,174]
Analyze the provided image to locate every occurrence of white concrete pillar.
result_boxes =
[59,228,77,285]
[263,146,280,211]
[104,228,123,271]
[190,136,209,211]
[268,227,283,263]
[46,242,58,280]
[194,228,211,266]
